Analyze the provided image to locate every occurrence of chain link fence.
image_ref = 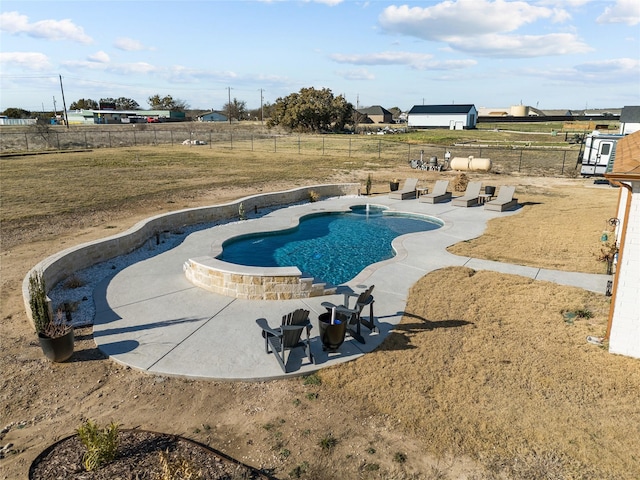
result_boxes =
[1,127,583,177]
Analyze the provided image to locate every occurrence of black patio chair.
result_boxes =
[256,309,314,373]
[321,285,376,344]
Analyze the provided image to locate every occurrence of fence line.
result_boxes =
[0,129,582,177]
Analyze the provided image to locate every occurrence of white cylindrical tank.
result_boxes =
[450,156,492,172]
[510,105,529,117]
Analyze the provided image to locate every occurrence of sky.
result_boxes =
[1,0,639,113]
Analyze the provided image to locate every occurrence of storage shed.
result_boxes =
[407,104,477,129]
[604,130,640,359]
[197,110,228,122]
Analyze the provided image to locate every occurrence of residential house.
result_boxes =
[604,130,640,359]
[408,104,478,129]
[197,110,228,122]
[357,105,393,124]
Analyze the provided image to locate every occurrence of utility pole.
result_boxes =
[227,86,232,124]
[259,88,264,126]
[59,74,69,128]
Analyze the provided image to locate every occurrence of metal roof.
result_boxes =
[606,130,640,180]
[620,106,640,123]
[408,104,476,114]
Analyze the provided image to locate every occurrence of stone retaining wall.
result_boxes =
[23,184,360,328]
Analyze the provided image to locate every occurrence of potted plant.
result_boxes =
[389,178,400,191]
[28,270,74,362]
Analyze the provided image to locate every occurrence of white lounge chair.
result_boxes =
[484,185,518,211]
[389,178,419,200]
[452,181,482,207]
[419,180,451,204]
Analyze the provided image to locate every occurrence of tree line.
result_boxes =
[2,87,403,133]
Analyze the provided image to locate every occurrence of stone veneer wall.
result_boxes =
[184,257,332,301]
[23,184,360,328]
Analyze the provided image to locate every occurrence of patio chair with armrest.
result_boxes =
[321,285,376,344]
[256,309,314,373]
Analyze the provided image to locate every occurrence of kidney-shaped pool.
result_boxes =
[218,205,443,285]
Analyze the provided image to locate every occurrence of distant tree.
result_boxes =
[69,99,98,110]
[115,97,140,110]
[248,102,275,122]
[2,107,31,118]
[223,98,248,121]
[147,94,189,111]
[267,87,353,133]
[388,106,402,120]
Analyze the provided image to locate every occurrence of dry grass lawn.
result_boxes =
[1,146,638,479]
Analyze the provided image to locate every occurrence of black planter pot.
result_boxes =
[38,329,74,362]
[389,182,400,192]
[318,312,348,351]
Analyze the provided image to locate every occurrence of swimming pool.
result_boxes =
[218,205,442,285]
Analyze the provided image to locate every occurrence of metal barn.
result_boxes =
[407,104,478,129]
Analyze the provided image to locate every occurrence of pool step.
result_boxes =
[300,276,337,297]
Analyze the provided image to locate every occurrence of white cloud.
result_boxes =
[88,51,110,63]
[63,60,158,75]
[537,0,594,7]
[114,37,153,52]
[330,51,477,70]
[377,0,590,57]
[524,57,640,83]
[575,57,640,76]
[336,68,376,80]
[448,32,592,57]
[379,1,559,39]
[597,0,640,25]
[330,51,434,68]
[0,51,52,70]
[0,11,92,44]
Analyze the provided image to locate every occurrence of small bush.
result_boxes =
[393,452,407,463]
[308,190,320,202]
[318,434,338,450]
[452,173,469,192]
[63,274,84,289]
[155,449,202,480]
[289,461,309,479]
[575,308,593,319]
[303,373,321,386]
[76,419,119,471]
[363,463,380,471]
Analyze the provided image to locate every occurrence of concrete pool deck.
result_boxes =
[92,195,611,381]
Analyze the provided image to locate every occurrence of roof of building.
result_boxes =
[605,130,640,181]
[408,104,476,115]
[620,106,640,123]
[358,105,392,116]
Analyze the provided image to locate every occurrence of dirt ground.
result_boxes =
[2,173,639,479]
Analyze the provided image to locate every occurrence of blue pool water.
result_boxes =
[219,206,442,285]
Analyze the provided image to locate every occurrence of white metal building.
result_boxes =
[604,130,640,359]
[407,104,478,129]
